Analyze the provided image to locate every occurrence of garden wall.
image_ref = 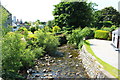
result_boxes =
[79,45,115,78]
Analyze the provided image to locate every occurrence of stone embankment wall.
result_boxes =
[79,45,115,78]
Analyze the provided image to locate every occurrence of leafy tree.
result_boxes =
[94,6,120,27]
[92,10,102,28]
[40,22,46,25]
[53,2,94,29]
[46,20,54,27]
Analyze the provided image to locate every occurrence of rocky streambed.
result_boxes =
[27,44,89,79]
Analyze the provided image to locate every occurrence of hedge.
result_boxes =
[94,30,109,39]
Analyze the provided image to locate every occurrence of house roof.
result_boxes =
[112,27,120,35]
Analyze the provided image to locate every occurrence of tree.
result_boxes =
[53,2,94,29]
[95,6,120,27]
[46,20,54,27]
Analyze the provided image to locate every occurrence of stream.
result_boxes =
[27,44,89,79]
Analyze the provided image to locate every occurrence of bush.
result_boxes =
[2,32,45,79]
[94,30,109,39]
[34,30,59,55]
[102,21,113,27]
[67,27,90,48]
[17,27,28,37]
[32,47,44,58]
[85,28,97,39]
[29,26,38,33]
[110,25,117,31]
[2,32,36,79]
[101,25,117,32]
[2,32,26,72]
[99,21,113,27]
[43,26,52,32]
[52,26,61,33]
[101,27,112,32]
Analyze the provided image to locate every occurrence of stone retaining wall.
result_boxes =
[79,45,116,78]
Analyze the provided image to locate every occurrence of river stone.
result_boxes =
[34,65,39,71]
[69,55,73,58]
[68,53,71,54]
[27,69,36,74]
[47,68,52,72]
[44,73,48,76]
[45,62,50,66]
[76,64,79,67]
[48,73,52,76]
[50,60,55,63]
[34,74,40,77]
[58,60,61,62]
[43,69,47,73]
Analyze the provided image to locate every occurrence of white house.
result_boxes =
[118,1,120,13]
[112,28,120,50]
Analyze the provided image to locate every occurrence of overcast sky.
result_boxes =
[1,0,120,22]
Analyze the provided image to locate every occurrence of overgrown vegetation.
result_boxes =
[2,26,59,79]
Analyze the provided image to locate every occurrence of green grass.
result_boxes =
[84,40,119,79]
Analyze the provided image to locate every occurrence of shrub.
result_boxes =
[100,21,113,27]
[94,30,109,39]
[17,27,28,37]
[101,25,117,32]
[27,34,37,39]
[34,30,59,55]
[101,27,112,32]
[110,25,117,31]
[2,32,45,79]
[43,26,52,32]
[52,26,61,33]
[29,26,37,33]
[2,32,36,79]
[28,31,33,34]
[85,28,96,39]
[2,32,25,72]
[67,27,90,48]
[32,47,44,58]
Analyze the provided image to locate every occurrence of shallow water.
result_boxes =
[27,44,89,79]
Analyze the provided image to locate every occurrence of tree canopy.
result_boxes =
[94,6,120,27]
[52,2,94,29]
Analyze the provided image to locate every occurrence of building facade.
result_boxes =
[0,5,12,27]
[118,1,120,13]
[112,28,120,50]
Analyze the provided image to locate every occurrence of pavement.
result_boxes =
[88,39,119,70]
